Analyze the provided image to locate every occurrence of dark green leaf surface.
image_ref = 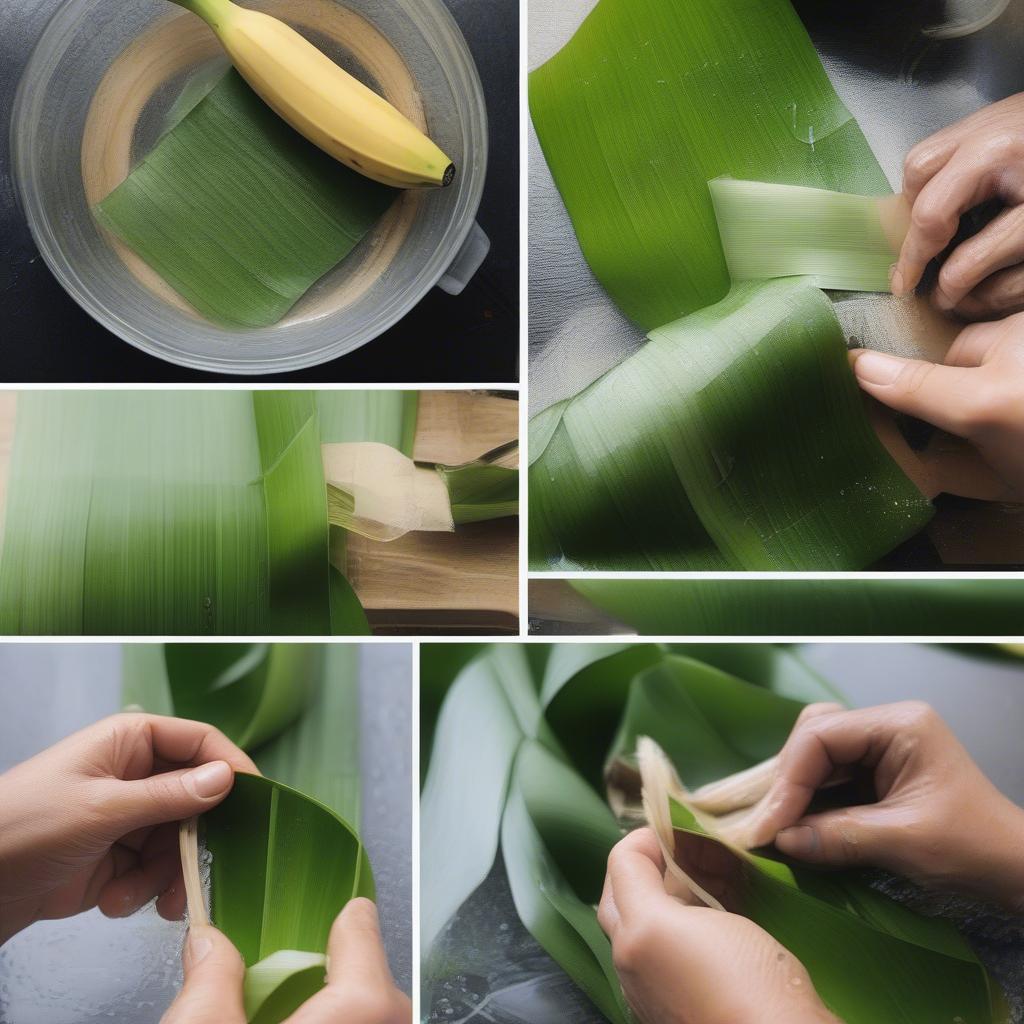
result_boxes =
[530,281,933,570]
[571,579,1024,635]
[529,0,890,330]
[206,774,373,1020]
[669,799,999,1023]
[95,71,396,328]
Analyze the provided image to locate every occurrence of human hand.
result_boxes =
[747,702,1024,913]
[893,92,1024,317]
[0,713,257,944]
[597,828,840,1024]
[850,314,1024,500]
[161,897,412,1024]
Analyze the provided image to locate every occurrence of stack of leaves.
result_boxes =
[421,643,1009,1024]
[125,643,373,1023]
[528,0,938,570]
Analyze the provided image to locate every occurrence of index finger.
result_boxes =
[605,827,671,925]
[895,147,1004,294]
[747,706,897,844]
[124,714,258,776]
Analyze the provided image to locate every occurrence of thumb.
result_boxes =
[161,925,247,1024]
[103,761,236,836]
[850,349,981,438]
[774,807,888,868]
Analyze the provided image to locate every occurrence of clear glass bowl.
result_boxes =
[11,0,488,374]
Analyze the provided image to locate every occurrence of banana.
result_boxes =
[172,0,455,189]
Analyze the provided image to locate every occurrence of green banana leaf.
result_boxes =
[436,461,519,525]
[125,642,370,1021]
[205,773,373,1022]
[528,0,947,571]
[568,579,1024,635]
[529,280,932,570]
[422,643,1005,1023]
[95,71,396,328]
[529,0,889,330]
[0,391,419,635]
[668,800,1004,1022]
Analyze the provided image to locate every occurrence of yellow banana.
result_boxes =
[172,0,455,188]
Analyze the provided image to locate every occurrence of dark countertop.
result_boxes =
[0,0,518,383]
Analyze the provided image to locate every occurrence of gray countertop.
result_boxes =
[0,642,412,1023]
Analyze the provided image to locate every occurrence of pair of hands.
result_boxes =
[601,702,1024,1024]
[0,713,410,1024]
[849,93,1024,500]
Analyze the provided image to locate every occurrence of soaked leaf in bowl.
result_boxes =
[94,70,397,328]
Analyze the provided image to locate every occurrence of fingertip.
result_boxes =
[775,825,819,859]
[182,760,234,801]
[852,349,905,387]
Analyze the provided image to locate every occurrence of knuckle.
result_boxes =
[896,359,937,397]
[938,252,977,295]
[611,923,659,974]
[898,700,938,731]
[910,199,950,237]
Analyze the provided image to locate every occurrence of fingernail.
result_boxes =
[853,350,903,386]
[183,761,232,799]
[186,927,214,969]
[889,264,905,296]
[776,826,818,856]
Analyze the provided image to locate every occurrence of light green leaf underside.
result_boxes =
[529,280,933,570]
[423,643,1003,1023]
[95,71,396,328]
[570,579,1024,635]
[710,178,900,293]
[0,391,422,635]
[528,0,891,330]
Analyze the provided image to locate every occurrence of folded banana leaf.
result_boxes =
[529,0,890,330]
[569,579,1024,635]
[529,280,933,570]
[125,642,369,1021]
[0,390,417,635]
[436,442,520,525]
[422,643,1006,1023]
[205,773,373,1022]
[95,71,396,328]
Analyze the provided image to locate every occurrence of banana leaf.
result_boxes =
[667,799,1005,1022]
[527,0,951,571]
[126,642,369,1021]
[422,643,1006,1023]
[709,179,905,293]
[205,773,373,1022]
[529,0,890,330]
[568,579,1024,635]
[95,71,396,328]
[436,442,520,525]
[529,280,933,570]
[0,391,421,635]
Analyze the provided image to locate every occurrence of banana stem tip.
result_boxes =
[442,164,456,188]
